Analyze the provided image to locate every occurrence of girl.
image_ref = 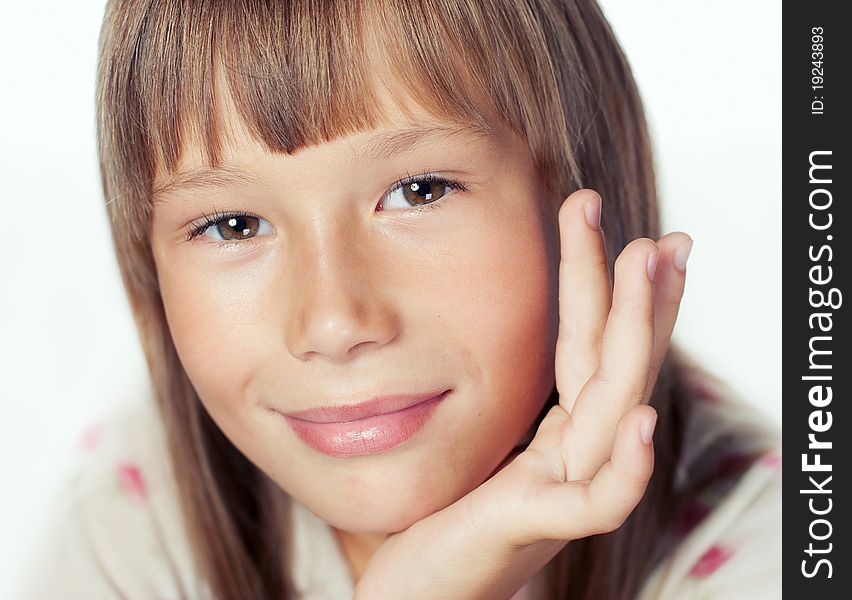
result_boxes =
[22,0,781,598]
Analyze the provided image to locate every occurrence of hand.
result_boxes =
[353,189,692,600]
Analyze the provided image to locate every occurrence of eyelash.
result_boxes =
[184,172,468,243]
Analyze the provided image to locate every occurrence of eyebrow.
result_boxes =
[355,122,495,162]
[152,122,494,203]
[152,165,263,204]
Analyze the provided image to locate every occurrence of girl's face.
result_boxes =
[151,68,559,534]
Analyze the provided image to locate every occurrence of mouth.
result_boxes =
[276,389,451,457]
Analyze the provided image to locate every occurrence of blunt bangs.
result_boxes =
[106,0,570,184]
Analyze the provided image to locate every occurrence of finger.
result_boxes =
[581,405,656,534]
[554,189,612,413]
[642,233,693,401]
[515,405,656,545]
[565,237,657,480]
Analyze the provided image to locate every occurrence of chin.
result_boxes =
[312,481,452,534]
[346,514,416,535]
[316,503,425,535]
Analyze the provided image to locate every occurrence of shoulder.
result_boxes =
[638,450,782,599]
[638,361,782,599]
[673,358,780,490]
[17,391,207,599]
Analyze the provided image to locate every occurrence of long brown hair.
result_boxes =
[96,1,775,598]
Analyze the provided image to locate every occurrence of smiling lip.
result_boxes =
[278,389,450,457]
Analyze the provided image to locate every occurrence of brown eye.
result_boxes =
[188,212,272,242]
[216,215,261,240]
[380,175,466,212]
[401,181,450,206]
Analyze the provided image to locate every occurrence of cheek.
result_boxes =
[427,201,558,439]
[465,227,554,372]
[155,258,268,414]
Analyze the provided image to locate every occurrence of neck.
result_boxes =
[331,527,388,583]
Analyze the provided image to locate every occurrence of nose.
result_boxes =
[285,227,399,363]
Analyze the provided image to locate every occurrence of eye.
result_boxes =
[379,173,467,213]
[186,211,273,242]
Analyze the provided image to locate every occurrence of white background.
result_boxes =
[0,1,780,594]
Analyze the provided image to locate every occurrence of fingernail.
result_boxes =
[646,250,659,283]
[640,413,657,445]
[583,195,601,230]
[673,238,693,273]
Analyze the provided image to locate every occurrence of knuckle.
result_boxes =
[589,249,610,272]
[658,291,684,310]
[594,368,646,406]
[558,323,603,352]
[624,387,648,408]
[610,295,655,329]
[592,366,618,390]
